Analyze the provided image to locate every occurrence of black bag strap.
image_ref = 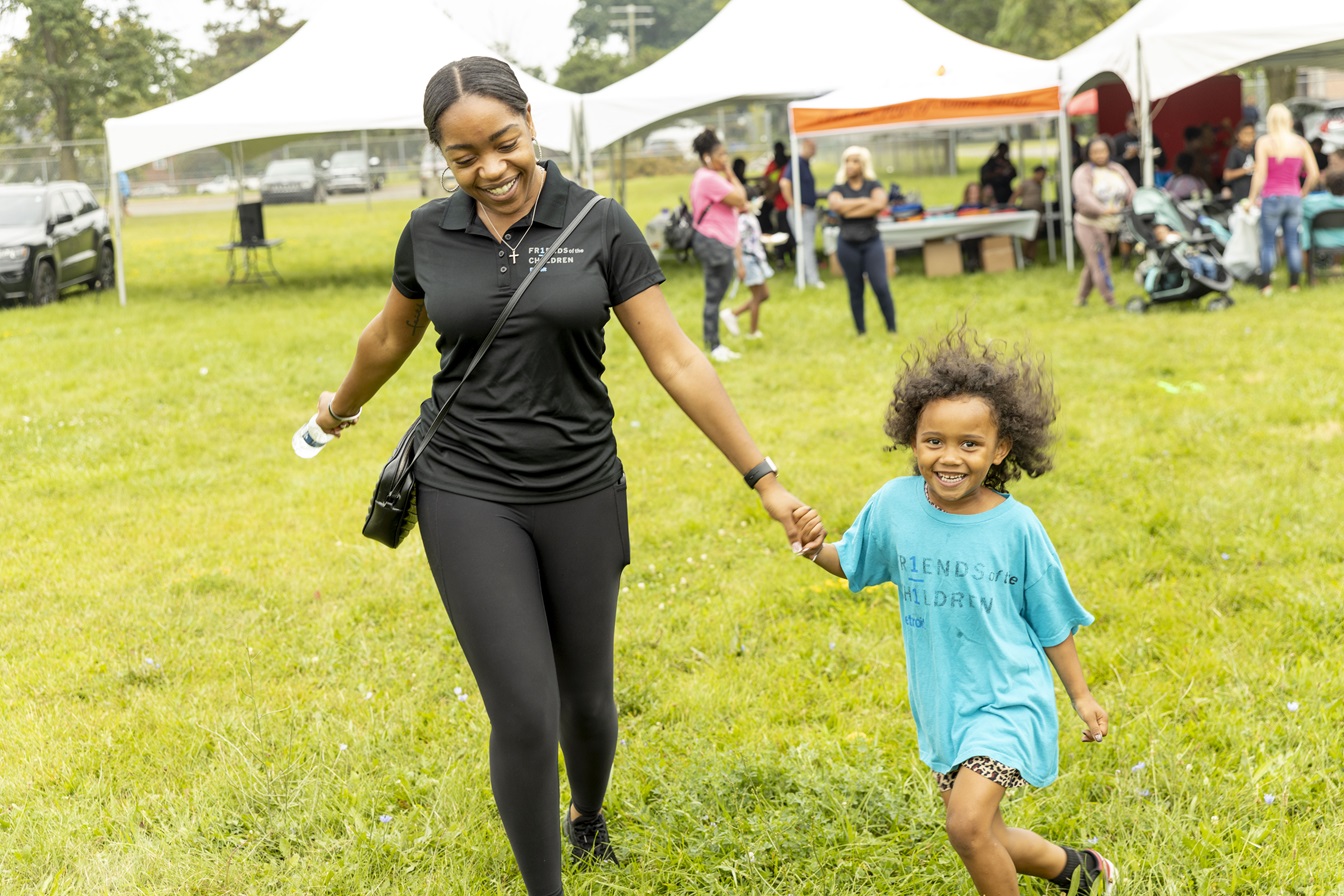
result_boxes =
[406,193,605,469]
[695,199,712,226]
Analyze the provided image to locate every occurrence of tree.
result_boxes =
[555,42,663,93]
[0,0,185,177]
[987,0,1139,60]
[179,0,302,96]
[568,0,725,59]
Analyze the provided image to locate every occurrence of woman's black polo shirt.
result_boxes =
[392,161,665,502]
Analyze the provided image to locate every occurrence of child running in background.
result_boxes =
[793,325,1117,896]
[720,196,774,340]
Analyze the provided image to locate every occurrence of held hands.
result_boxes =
[1073,694,1110,744]
[754,478,824,557]
[791,505,827,560]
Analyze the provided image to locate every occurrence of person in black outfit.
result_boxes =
[979,142,1017,206]
[304,56,822,896]
[828,145,896,334]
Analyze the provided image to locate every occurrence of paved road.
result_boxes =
[125,181,427,216]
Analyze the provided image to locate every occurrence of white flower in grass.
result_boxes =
[338,743,348,752]
[1264,794,1275,804]
[1131,762,1146,772]
[364,691,374,701]
[199,367,208,376]
[1136,788,1151,798]
[1287,701,1299,712]
[378,814,392,823]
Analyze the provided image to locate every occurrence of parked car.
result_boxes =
[1305,99,1344,153]
[324,150,385,193]
[260,158,327,204]
[196,175,240,195]
[132,182,179,197]
[0,181,115,307]
[419,143,456,197]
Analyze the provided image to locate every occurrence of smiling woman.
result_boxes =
[300,54,821,896]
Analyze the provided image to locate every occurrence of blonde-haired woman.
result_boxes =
[1247,102,1320,295]
[827,146,896,334]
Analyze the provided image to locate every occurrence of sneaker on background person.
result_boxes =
[709,345,740,362]
[719,307,741,336]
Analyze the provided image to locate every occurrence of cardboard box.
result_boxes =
[979,235,1016,273]
[923,239,963,277]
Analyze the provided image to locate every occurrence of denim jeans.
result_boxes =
[1258,193,1303,284]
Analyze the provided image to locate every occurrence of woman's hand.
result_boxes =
[315,390,357,437]
[755,479,823,555]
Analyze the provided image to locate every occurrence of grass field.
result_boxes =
[2,184,1343,895]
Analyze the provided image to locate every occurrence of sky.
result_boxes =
[82,0,583,80]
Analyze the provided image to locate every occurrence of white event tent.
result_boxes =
[1059,0,1344,185]
[103,0,582,305]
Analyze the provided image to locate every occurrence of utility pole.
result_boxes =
[608,4,654,60]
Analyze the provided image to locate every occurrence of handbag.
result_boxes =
[362,193,605,548]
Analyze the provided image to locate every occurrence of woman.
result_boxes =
[979,141,1017,206]
[1070,136,1135,307]
[827,146,896,335]
[1164,152,1208,201]
[305,57,820,896]
[1247,102,1320,295]
[689,128,750,362]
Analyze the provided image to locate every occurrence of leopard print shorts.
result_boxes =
[935,756,1027,793]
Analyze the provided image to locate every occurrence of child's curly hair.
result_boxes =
[884,323,1058,491]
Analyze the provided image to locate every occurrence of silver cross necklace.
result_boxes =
[480,200,538,264]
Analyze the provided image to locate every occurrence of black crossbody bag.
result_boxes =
[362,194,605,548]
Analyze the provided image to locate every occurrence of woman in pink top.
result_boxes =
[689,128,750,361]
[1247,103,1320,295]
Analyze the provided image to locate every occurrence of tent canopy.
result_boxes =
[104,0,580,173]
[787,9,1059,137]
[1059,0,1344,103]
[584,0,1058,152]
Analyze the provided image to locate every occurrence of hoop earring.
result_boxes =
[440,168,458,194]
[532,138,543,162]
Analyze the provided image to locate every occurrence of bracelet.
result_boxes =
[327,401,362,424]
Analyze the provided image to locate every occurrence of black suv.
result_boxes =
[0,181,115,307]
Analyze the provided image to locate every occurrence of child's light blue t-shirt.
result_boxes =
[834,476,1093,787]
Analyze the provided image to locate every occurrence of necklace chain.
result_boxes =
[480,196,538,264]
[923,482,947,512]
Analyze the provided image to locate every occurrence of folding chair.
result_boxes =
[1304,207,1344,286]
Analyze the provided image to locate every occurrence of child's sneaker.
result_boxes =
[744,330,763,340]
[563,808,619,865]
[719,307,741,336]
[1080,848,1119,894]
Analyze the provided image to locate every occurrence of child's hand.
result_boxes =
[791,506,827,559]
[1073,695,1109,743]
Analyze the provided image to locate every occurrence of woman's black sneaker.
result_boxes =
[563,808,620,865]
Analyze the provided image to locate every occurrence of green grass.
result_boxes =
[2,189,1343,895]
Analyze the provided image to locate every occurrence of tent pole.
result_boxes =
[361,130,373,210]
[788,116,803,289]
[233,142,245,205]
[1058,104,1074,272]
[1138,36,1154,187]
[108,143,127,307]
[1042,119,1056,264]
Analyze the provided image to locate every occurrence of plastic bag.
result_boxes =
[1222,202,1260,282]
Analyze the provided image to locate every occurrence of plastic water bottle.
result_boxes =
[292,414,333,459]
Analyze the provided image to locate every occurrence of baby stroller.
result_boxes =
[1124,187,1235,313]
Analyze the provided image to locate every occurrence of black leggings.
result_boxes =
[418,479,630,896]
[836,235,897,334]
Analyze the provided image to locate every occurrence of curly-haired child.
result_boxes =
[793,325,1117,895]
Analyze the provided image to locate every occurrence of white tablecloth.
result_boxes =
[822,210,1042,254]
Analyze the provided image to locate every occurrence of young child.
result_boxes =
[721,195,774,340]
[793,325,1116,896]
[1150,222,1220,280]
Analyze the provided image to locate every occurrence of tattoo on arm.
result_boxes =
[406,303,427,332]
